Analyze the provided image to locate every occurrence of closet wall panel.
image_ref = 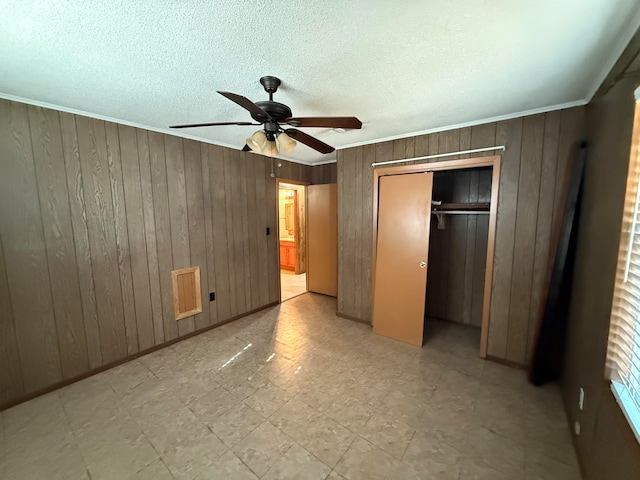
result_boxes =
[0,98,311,408]
[337,107,586,365]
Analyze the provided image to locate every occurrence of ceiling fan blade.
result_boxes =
[242,144,251,151]
[170,121,258,129]
[217,91,271,122]
[284,129,335,154]
[285,116,362,129]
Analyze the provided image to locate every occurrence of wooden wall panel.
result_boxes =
[246,158,261,310]
[527,111,561,360]
[119,125,156,351]
[105,122,139,355]
[311,163,337,184]
[487,118,523,359]
[76,116,128,363]
[200,144,219,326]
[137,129,165,345]
[239,154,252,312]
[506,115,545,362]
[210,145,232,321]
[0,226,25,403]
[149,132,178,342]
[337,107,586,365]
[165,135,193,336]
[255,159,270,306]
[28,106,89,376]
[0,101,63,389]
[265,159,279,304]
[184,139,210,331]
[0,98,312,408]
[59,112,103,368]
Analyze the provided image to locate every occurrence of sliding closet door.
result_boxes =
[372,172,434,346]
[307,184,337,296]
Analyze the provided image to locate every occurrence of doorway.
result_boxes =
[371,156,501,357]
[278,181,307,301]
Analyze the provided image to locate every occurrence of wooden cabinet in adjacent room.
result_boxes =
[280,240,296,271]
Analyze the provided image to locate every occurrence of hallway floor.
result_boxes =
[280,270,307,301]
[0,294,580,479]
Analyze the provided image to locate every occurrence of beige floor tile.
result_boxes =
[357,412,415,460]
[132,395,227,479]
[186,385,241,425]
[195,450,259,480]
[525,450,582,480]
[395,431,462,480]
[326,396,376,431]
[101,360,158,395]
[211,402,265,447]
[524,417,578,467]
[458,456,518,480]
[135,459,176,479]
[269,398,322,441]
[327,470,348,479]
[298,415,355,467]
[77,419,159,480]
[281,271,307,301]
[243,381,291,417]
[408,403,471,450]
[233,421,293,477]
[262,443,332,480]
[334,436,399,480]
[464,425,525,478]
[3,430,88,480]
[1,293,581,480]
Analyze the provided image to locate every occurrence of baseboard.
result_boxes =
[336,312,371,325]
[0,301,278,412]
[485,354,527,370]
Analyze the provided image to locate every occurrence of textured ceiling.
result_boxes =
[2,1,640,165]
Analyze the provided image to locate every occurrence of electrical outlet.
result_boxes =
[579,388,585,410]
[574,421,581,436]
[209,292,215,302]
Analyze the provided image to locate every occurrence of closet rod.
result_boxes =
[371,145,506,167]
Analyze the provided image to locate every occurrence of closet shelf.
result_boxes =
[431,202,490,215]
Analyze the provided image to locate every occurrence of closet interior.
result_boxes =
[424,166,493,342]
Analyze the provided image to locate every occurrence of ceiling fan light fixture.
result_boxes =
[277,132,297,154]
[246,130,267,153]
[263,140,279,157]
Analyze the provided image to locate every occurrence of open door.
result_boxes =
[372,172,434,346]
[307,184,338,296]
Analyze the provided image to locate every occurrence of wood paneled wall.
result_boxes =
[562,71,640,478]
[0,99,311,406]
[311,163,338,184]
[426,168,492,327]
[337,107,586,365]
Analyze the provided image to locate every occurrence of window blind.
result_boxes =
[607,97,640,442]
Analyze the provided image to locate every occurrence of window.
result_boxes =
[607,91,640,443]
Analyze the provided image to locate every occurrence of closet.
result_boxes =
[426,167,492,330]
[371,156,500,356]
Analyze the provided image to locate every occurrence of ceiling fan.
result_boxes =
[170,76,362,156]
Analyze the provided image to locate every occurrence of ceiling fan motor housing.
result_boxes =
[253,101,292,125]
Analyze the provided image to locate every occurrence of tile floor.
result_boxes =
[0,293,581,479]
[280,270,307,301]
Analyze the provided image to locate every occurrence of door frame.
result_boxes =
[371,155,501,357]
[276,178,310,303]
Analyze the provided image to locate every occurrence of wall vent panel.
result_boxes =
[171,266,202,320]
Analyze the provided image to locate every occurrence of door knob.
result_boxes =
[419,261,426,269]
